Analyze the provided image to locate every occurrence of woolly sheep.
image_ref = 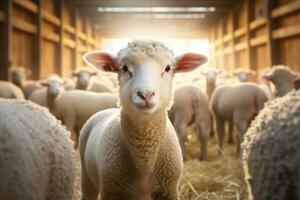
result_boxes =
[242,89,300,200]
[263,65,300,97]
[168,85,211,160]
[233,68,256,82]
[79,40,207,199]
[201,67,221,99]
[73,67,114,93]
[0,98,75,199]
[9,66,41,98]
[211,83,268,158]
[0,81,24,99]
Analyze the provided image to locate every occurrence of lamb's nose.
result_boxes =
[137,90,155,102]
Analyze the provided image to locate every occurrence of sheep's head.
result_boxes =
[84,40,207,116]
[41,78,65,98]
[233,68,256,82]
[72,67,97,90]
[9,67,27,87]
[201,67,221,83]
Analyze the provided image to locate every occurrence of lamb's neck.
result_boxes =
[46,92,57,113]
[121,110,167,174]
[206,80,216,99]
[275,82,294,97]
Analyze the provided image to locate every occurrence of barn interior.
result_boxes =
[0,0,300,200]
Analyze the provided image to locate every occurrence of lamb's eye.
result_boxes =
[122,65,128,72]
[165,65,171,72]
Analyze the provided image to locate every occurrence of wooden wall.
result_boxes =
[209,0,300,73]
[0,0,101,80]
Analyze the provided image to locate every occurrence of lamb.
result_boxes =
[263,65,300,97]
[79,40,207,200]
[201,67,221,100]
[0,98,75,199]
[168,85,211,160]
[242,89,300,200]
[233,68,256,82]
[211,83,268,158]
[0,81,25,99]
[73,67,114,93]
[9,67,41,98]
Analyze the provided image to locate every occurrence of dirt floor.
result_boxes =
[73,127,248,200]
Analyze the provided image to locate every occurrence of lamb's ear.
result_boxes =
[83,51,118,73]
[174,53,207,73]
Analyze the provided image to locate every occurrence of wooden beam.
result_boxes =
[224,47,233,55]
[42,10,60,26]
[79,45,86,53]
[273,25,300,40]
[0,0,12,80]
[230,10,236,71]
[64,38,76,49]
[36,0,43,79]
[63,24,75,34]
[250,18,266,30]
[223,33,233,43]
[250,35,267,47]
[246,0,254,69]
[0,10,5,22]
[43,32,60,43]
[12,18,37,34]
[234,42,247,52]
[234,27,246,38]
[271,0,300,19]
[58,0,64,75]
[266,0,278,66]
[78,31,86,40]
[75,9,80,67]
[13,0,38,13]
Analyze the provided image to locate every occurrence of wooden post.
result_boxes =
[36,0,43,79]
[230,11,236,72]
[74,9,79,68]
[0,0,12,80]
[220,19,225,70]
[246,0,254,70]
[266,0,278,66]
[58,0,64,76]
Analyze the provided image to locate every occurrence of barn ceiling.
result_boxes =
[71,0,241,38]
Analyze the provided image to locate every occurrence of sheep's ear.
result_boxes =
[174,53,207,73]
[83,51,118,73]
[40,80,49,87]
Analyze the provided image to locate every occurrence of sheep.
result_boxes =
[9,66,41,98]
[263,65,300,97]
[0,81,25,99]
[201,67,221,100]
[79,40,208,200]
[233,68,256,82]
[258,68,274,101]
[0,98,75,200]
[242,89,300,200]
[211,83,268,158]
[73,67,114,93]
[168,85,211,161]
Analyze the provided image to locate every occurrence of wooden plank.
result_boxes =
[230,11,236,72]
[36,0,43,79]
[42,10,60,26]
[78,45,86,53]
[271,0,300,19]
[266,0,278,66]
[223,33,233,43]
[78,31,86,40]
[64,38,76,49]
[234,27,246,38]
[246,0,254,69]
[272,25,300,40]
[234,42,247,52]
[224,47,233,55]
[215,38,222,46]
[250,18,266,30]
[58,0,64,75]
[63,24,75,34]
[43,32,60,43]
[87,36,94,45]
[0,0,12,80]
[250,35,267,47]
[0,10,5,22]
[13,0,38,13]
[75,9,80,67]
[12,18,37,34]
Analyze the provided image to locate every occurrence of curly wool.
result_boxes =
[242,90,300,200]
[117,39,174,63]
[0,99,75,200]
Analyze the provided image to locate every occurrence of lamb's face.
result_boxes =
[42,80,64,98]
[118,56,174,115]
[83,40,208,117]
[202,69,220,83]
[73,70,96,89]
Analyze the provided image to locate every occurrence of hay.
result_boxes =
[72,127,248,200]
